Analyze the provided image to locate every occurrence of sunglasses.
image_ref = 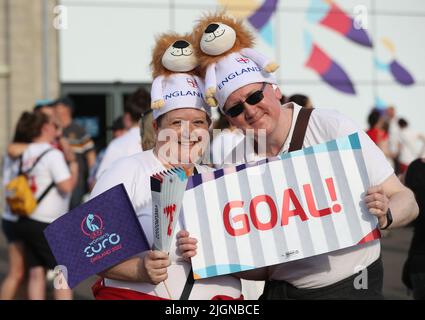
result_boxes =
[224,82,267,118]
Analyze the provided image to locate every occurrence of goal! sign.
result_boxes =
[182,133,381,279]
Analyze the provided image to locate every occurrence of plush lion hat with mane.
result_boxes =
[150,32,199,109]
[148,32,210,120]
[193,12,255,74]
[151,32,198,79]
[192,12,279,107]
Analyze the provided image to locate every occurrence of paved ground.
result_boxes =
[0,225,414,300]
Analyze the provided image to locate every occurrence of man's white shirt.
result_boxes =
[219,103,394,289]
[96,127,143,180]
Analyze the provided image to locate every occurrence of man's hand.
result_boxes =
[176,230,197,261]
[142,250,171,285]
[365,185,390,228]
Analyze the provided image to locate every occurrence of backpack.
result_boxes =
[5,149,55,216]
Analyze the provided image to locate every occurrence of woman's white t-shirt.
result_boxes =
[90,149,242,299]
[21,143,71,223]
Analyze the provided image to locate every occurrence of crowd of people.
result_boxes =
[365,106,425,178]
[1,13,423,301]
[0,90,153,300]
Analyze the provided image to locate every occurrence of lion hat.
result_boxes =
[149,32,210,120]
[193,12,279,108]
[150,32,199,109]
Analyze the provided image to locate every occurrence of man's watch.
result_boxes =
[380,208,393,230]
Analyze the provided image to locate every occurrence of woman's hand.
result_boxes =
[176,230,198,261]
[58,137,77,163]
[142,250,171,285]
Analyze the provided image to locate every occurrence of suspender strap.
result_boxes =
[179,267,195,300]
[288,107,314,152]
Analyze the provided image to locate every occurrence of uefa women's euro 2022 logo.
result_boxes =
[81,213,104,239]
[81,213,122,263]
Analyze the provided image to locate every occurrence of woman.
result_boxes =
[14,111,78,300]
[0,114,31,299]
[90,73,242,300]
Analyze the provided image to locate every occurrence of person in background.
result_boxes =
[0,115,34,299]
[11,111,78,300]
[95,87,150,180]
[7,100,63,159]
[386,106,401,173]
[7,103,78,173]
[87,116,127,191]
[402,157,425,299]
[109,116,127,139]
[210,110,244,167]
[287,94,313,109]
[397,118,425,175]
[33,99,56,116]
[366,108,393,161]
[53,97,96,209]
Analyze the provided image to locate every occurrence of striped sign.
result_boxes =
[182,133,381,279]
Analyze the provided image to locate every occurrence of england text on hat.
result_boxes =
[164,90,204,100]
[218,66,261,91]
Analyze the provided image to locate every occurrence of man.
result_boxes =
[95,87,150,180]
[386,106,401,173]
[397,118,425,174]
[53,97,96,209]
[87,116,127,191]
[181,52,419,299]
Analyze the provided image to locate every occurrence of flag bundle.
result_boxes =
[151,167,189,252]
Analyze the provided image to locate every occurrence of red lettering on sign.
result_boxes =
[281,188,309,226]
[164,204,177,236]
[303,177,341,217]
[303,184,332,217]
[326,177,342,213]
[222,177,342,237]
[250,195,278,231]
[223,201,250,236]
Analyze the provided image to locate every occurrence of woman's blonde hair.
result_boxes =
[140,109,156,150]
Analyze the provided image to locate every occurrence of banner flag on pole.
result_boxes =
[44,184,150,288]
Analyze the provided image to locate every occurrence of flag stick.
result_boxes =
[163,279,173,300]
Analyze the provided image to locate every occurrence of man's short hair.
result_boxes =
[109,116,125,132]
[53,96,75,113]
[398,118,408,128]
[124,87,151,123]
